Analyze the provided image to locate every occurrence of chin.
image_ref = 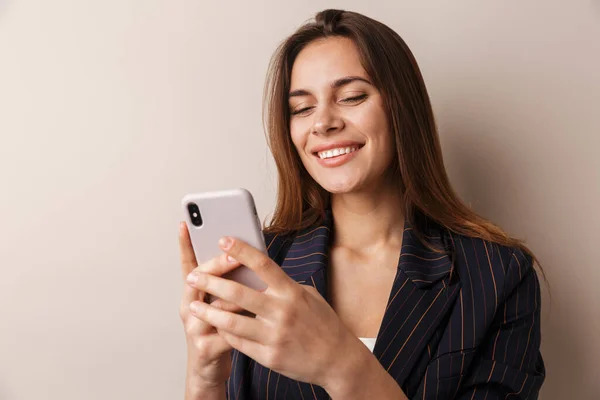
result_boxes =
[316,176,364,194]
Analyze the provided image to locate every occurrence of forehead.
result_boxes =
[290,37,368,90]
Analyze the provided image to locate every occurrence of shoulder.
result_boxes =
[448,231,537,303]
[263,230,295,265]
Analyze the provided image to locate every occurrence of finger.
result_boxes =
[211,298,245,314]
[184,253,236,306]
[179,222,202,305]
[219,237,292,291]
[179,222,198,277]
[193,252,241,276]
[182,285,205,313]
[190,301,264,342]
[194,333,233,360]
[192,253,241,309]
[212,298,256,318]
[189,272,270,316]
[217,330,265,363]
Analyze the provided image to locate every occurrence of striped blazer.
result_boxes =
[226,209,545,399]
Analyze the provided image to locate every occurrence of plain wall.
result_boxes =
[1,1,598,399]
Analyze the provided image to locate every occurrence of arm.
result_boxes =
[185,381,225,400]
[454,249,545,399]
[184,356,227,400]
[324,346,408,400]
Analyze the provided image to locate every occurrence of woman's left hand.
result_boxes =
[185,236,367,389]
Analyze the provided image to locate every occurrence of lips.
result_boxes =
[311,142,364,168]
[316,145,360,159]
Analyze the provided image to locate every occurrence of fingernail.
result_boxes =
[227,255,237,264]
[219,237,233,250]
[186,273,197,285]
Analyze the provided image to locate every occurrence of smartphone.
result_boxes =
[181,188,268,303]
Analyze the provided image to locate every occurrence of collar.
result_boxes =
[280,208,455,293]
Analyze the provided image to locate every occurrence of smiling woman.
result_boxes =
[179,8,545,400]
[288,45,394,194]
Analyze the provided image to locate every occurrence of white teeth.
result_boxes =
[318,146,359,159]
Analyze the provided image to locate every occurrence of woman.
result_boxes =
[179,9,545,400]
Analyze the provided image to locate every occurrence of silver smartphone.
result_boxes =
[181,188,268,303]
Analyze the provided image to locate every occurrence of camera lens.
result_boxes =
[187,203,203,227]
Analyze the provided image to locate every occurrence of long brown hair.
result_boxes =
[262,9,542,272]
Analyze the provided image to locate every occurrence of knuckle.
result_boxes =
[270,326,287,345]
[229,284,245,302]
[255,257,271,272]
[284,283,302,300]
[224,315,237,331]
[294,286,310,302]
[264,348,282,369]
[179,305,188,321]
[279,305,296,326]
[184,322,196,337]
[213,300,239,313]
[194,339,212,360]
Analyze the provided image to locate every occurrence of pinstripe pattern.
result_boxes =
[226,210,545,399]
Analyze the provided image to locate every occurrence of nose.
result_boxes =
[311,104,344,136]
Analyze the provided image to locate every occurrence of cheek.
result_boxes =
[358,107,394,163]
[289,133,303,156]
[289,123,308,153]
[366,107,391,145]
[350,101,388,135]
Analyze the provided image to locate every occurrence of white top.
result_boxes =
[359,337,377,352]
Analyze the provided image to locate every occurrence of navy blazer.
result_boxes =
[226,210,545,399]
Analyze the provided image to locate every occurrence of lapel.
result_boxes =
[373,216,461,391]
[278,209,461,399]
[280,210,332,299]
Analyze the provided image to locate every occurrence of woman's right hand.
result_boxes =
[178,222,243,394]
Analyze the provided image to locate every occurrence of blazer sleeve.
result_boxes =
[454,248,546,399]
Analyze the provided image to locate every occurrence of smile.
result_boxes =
[317,146,360,159]
[312,143,364,168]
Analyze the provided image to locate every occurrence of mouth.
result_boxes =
[313,144,364,160]
[311,143,364,167]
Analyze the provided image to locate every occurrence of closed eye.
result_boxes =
[290,106,313,116]
[340,94,368,103]
[290,94,368,116]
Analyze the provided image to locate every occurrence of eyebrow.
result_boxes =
[288,76,372,98]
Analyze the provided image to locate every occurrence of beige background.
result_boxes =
[0,1,598,399]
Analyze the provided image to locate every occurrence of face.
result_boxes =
[288,36,395,194]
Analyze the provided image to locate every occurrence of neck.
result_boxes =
[330,184,405,252]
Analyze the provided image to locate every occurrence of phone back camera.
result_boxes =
[187,203,203,227]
